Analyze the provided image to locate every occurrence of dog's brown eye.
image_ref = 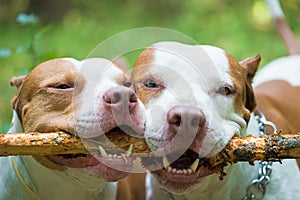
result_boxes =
[144,79,158,88]
[55,84,72,89]
[217,86,233,96]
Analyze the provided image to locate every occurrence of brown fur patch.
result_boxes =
[255,80,300,134]
[226,53,257,123]
[132,47,164,105]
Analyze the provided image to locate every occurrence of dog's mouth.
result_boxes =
[141,149,216,193]
[46,125,140,181]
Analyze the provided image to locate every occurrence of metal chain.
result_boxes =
[243,110,277,200]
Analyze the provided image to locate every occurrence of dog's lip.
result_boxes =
[142,148,214,183]
[46,152,134,168]
[46,126,136,168]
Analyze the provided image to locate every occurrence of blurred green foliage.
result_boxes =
[0,0,299,132]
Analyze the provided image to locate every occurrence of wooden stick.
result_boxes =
[0,132,299,164]
[208,133,300,171]
[0,132,149,156]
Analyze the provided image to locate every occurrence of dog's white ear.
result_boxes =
[10,75,26,89]
[239,55,261,82]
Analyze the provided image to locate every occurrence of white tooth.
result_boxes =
[191,158,200,172]
[117,155,122,158]
[113,154,118,159]
[108,154,113,158]
[176,170,183,174]
[121,153,128,165]
[183,169,187,174]
[98,146,107,157]
[187,169,192,174]
[172,168,177,173]
[167,167,172,173]
[126,144,133,157]
[163,156,170,168]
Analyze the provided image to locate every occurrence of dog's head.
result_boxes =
[132,42,260,193]
[11,58,145,181]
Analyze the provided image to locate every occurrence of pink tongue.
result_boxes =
[171,157,192,169]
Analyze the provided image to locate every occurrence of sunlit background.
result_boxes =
[0,0,300,132]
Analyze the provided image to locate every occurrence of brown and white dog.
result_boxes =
[131,1,300,199]
[0,58,145,200]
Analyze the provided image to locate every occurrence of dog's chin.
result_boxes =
[153,172,206,194]
[141,149,215,194]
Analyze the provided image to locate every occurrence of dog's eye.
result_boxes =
[55,84,72,89]
[143,79,158,88]
[123,81,132,88]
[217,86,233,96]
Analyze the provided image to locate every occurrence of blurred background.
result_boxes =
[0,0,300,132]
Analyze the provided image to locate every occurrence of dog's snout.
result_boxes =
[103,87,138,110]
[167,106,206,129]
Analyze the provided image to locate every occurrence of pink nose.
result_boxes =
[167,105,206,136]
[103,87,138,111]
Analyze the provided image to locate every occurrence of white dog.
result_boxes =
[131,1,300,199]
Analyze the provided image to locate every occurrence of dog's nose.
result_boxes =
[167,105,206,131]
[103,87,138,111]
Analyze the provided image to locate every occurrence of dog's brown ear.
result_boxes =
[10,75,26,110]
[10,75,26,89]
[239,55,261,82]
[239,55,261,113]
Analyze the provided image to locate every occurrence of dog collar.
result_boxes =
[11,157,40,200]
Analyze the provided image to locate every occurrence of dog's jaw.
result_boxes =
[133,42,259,193]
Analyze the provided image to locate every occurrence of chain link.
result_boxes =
[243,110,276,200]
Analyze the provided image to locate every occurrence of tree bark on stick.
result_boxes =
[0,132,299,165]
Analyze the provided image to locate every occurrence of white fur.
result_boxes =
[253,55,300,87]
[75,58,124,138]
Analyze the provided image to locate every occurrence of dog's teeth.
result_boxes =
[108,154,113,158]
[121,153,128,165]
[187,169,193,174]
[163,156,170,168]
[126,144,133,157]
[113,154,118,159]
[183,169,187,174]
[176,170,183,174]
[167,166,172,173]
[98,146,107,157]
[172,168,177,173]
[191,158,199,172]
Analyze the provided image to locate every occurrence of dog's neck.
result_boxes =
[147,113,261,200]
[7,111,115,200]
